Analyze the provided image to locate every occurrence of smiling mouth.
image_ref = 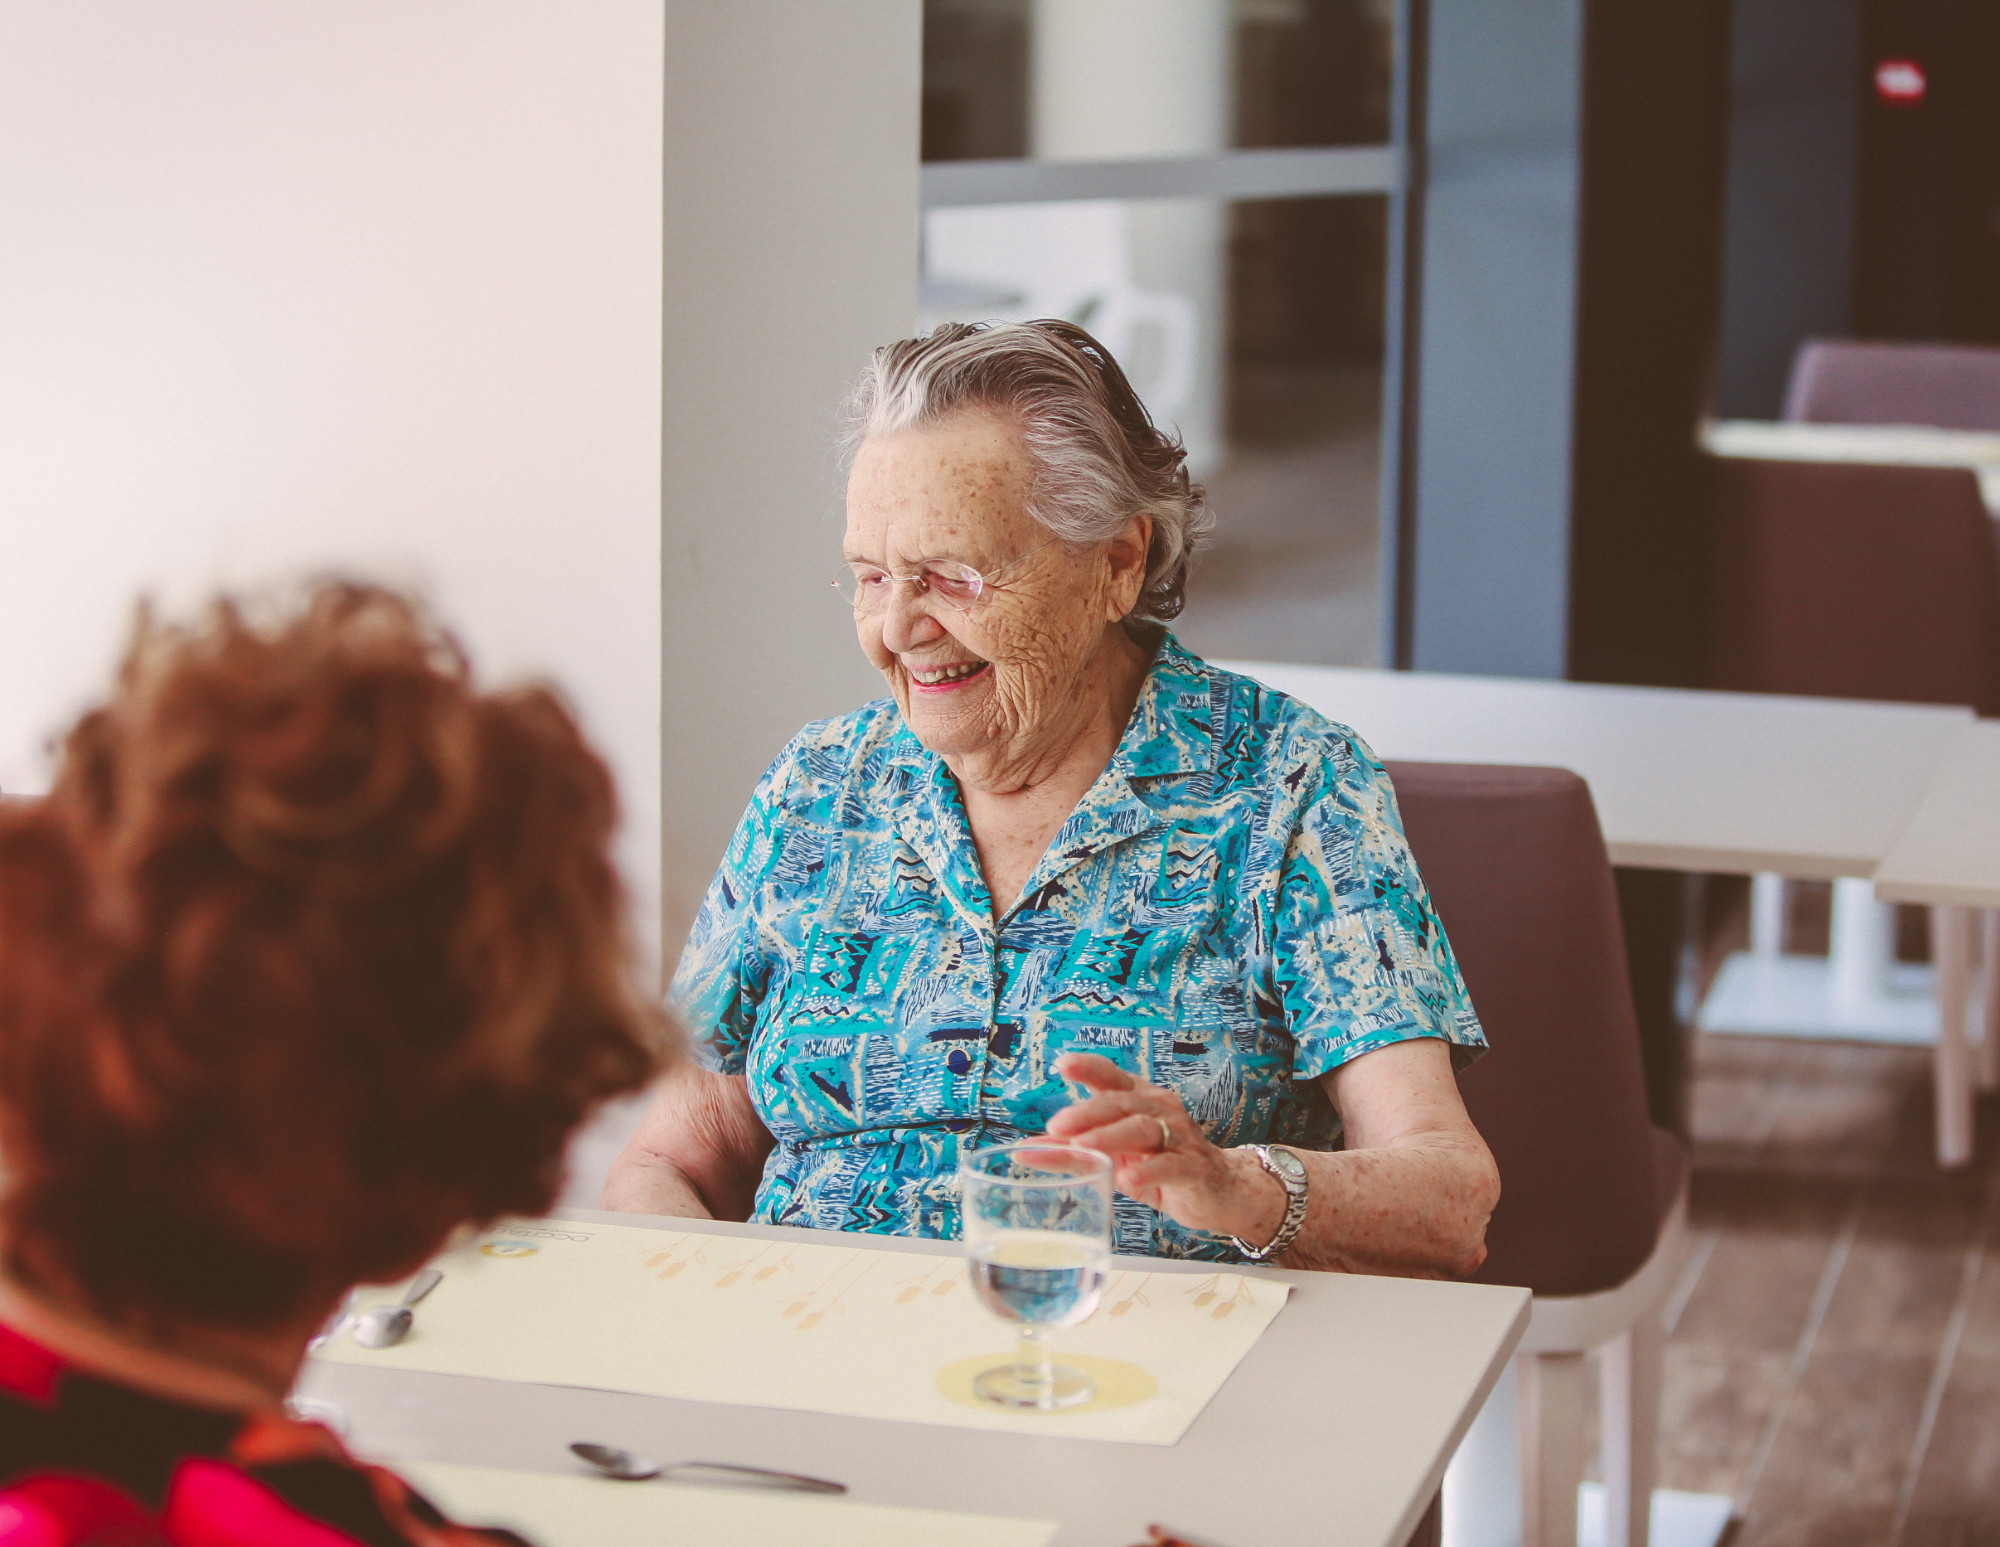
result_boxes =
[908,659,991,689]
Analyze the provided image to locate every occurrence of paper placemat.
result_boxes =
[401,1461,1059,1547]
[314,1218,1288,1444]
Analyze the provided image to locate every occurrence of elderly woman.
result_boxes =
[0,584,658,1542]
[608,321,1498,1274]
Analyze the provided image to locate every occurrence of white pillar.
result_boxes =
[660,1,918,959]
[1030,0,1233,473]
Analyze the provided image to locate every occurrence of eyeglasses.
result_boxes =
[831,538,1060,614]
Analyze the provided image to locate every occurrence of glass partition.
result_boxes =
[922,0,1392,160]
[919,0,1394,666]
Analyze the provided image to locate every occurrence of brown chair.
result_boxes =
[1388,761,1689,1547]
[1707,454,2000,1168]
[1784,338,2000,431]
[1710,456,2000,715]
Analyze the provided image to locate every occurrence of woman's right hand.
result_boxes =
[600,1065,774,1220]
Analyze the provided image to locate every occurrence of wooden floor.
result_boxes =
[1662,1023,2000,1546]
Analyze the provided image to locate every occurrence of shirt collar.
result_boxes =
[1115,630,1217,781]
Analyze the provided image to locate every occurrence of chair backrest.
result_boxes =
[1710,456,2000,713]
[1385,761,1664,1298]
[1785,338,2000,431]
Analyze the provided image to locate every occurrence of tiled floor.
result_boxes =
[1664,1025,2000,1545]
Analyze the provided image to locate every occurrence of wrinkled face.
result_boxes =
[843,409,1128,763]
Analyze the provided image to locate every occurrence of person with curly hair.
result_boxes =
[607,320,1499,1277]
[0,582,660,1544]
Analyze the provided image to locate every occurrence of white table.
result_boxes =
[1703,419,2000,514]
[1215,662,1971,880]
[1875,722,2000,1161]
[298,1210,1531,1547]
[1699,422,2000,1045]
[1218,662,1977,1167]
[1875,722,2000,912]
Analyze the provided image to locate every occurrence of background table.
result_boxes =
[1703,419,2000,515]
[1875,722,2000,913]
[298,1210,1530,1547]
[1214,663,1970,880]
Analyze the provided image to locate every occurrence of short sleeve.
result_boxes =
[1272,730,1486,1081]
[667,737,804,1075]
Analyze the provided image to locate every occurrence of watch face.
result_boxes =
[1268,1147,1308,1185]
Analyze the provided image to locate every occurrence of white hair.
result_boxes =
[844,320,1214,624]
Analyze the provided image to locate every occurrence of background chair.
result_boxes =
[1388,761,1689,1547]
[1707,455,2000,1164]
[1710,457,2000,713]
[1784,338,2000,431]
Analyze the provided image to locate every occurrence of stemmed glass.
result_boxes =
[958,1140,1114,1411]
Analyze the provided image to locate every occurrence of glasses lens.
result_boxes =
[922,562,983,609]
[836,566,891,610]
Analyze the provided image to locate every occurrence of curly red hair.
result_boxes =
[0,583,660,1333]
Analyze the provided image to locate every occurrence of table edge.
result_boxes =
[1874,879,2000,910]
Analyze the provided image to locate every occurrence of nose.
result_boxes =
[878,580,946,655]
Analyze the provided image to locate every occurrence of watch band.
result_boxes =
[1230,1144,1310,1263]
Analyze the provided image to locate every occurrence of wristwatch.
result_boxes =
[1230,1144,1310,1263]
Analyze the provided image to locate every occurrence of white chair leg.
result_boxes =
[1933,905,1976,1168]
[1517,1350,1588,1547]
[1441,1362,1520,1547]
[1980,910,2000,1093]
[1599,1314,1663,1547]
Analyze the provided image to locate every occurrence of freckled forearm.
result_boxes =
[1278,1137,1498,1278]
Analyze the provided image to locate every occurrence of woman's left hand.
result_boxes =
[1045,1052,1287,1248]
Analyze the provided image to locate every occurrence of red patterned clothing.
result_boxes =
[0,1321,530,1545]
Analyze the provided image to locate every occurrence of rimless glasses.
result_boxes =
[832,538,1061,614]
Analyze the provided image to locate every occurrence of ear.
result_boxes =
[1102,513,1152,621]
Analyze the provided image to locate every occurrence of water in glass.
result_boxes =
[958,1140,1113,1411]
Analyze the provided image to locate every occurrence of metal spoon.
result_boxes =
[569,1442,845,1495]
[351,1269,443,1349]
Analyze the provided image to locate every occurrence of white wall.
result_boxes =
[658,2,921,954]
[0,0,665,958]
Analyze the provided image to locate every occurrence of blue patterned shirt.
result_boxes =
[674,634,1485,1260]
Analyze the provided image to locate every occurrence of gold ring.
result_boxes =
[1156,1117,1173,1152]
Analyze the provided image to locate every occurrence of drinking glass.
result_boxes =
[958,1139,1114,1410]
